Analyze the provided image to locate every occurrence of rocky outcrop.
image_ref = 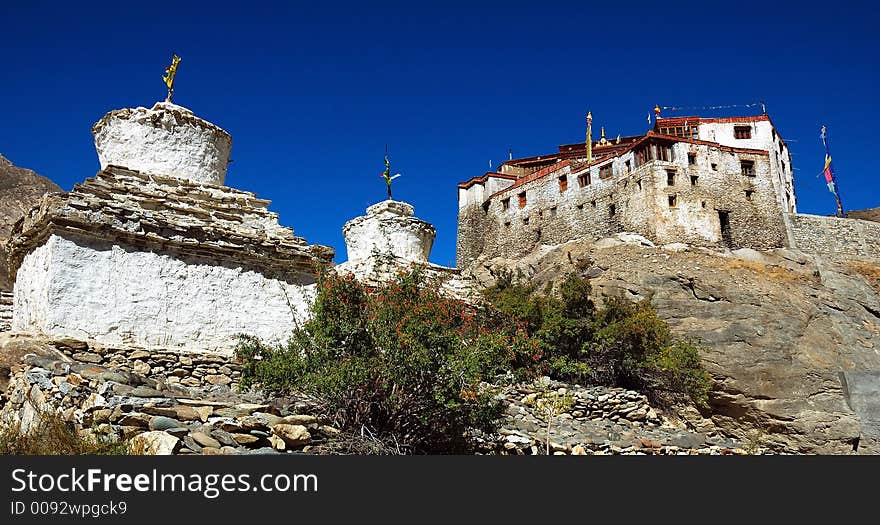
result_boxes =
[466,236,880,454]
[846,207,880,223]
[0,154,61,290]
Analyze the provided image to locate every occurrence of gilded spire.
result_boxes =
[585,111,593,163]
[163,54,182,103]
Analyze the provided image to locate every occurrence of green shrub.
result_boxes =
[237,268,533,453]
[483,272,712,406]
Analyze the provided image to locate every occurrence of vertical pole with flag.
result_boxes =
[820,125,844,217]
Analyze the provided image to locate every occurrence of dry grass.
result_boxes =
[850,262,880,293]
[725,259,816,283]
[0,411,130,455]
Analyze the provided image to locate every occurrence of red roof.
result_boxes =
[655,114,770,129]
[457,171,517,189]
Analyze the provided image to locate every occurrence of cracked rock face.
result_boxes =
[92,102,232,185]
[466,236,880,454]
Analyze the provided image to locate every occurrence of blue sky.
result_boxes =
[2,1,877,265]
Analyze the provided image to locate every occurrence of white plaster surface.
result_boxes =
[12,233,314,355]
[343,200,436,264]
[93,102,232,186]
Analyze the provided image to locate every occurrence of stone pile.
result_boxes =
[0,292,11,332]
[480,378,750,455]
[0,339,335,455]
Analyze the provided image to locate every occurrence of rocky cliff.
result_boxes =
[465,235,880,454]
[0,154,61,290]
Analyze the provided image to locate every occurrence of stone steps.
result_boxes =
[0,292,13,332]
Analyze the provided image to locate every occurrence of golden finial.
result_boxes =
[162,54,182,102]
[585,111,593,163]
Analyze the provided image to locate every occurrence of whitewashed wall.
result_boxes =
[12,233,315,355]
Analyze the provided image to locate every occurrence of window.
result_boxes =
[688,153,696,165]
[745,189,754,200]
[518,192,527,208]
[558,175,568,192]
[637,180,642,191]
[591,200,596,208]
[523,217,530,225]
[501,198,510,211]
[668,194,677,207]
[625,160,631,173]
[504,221,511,228]
[666,170,676,186]
[690,175,698,186]
[711,163,718,171]
[578,172,591,187]
[609,203,616,216]
[734,126,752,139]
[740,160,755,176]
[599,164,613,179]
[550,206,557,217]
[701,200,707,208]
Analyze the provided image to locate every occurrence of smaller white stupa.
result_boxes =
[337,199,477,300]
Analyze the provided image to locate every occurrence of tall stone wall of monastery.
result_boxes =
[457,140,788,268]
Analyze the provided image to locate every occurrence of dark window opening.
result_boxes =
[609,203,616,216]
[576,203,584,211]
[523,217,529,225]
[591,200,596,208]
[701,200,707,208]
[501,198,510,211]
[550,206,557,217]
[734,126,752,139]
[518,192,527,208]
[711,163,718,171]
[745,189,754,200]
[504,221,511,228]
[668,194,677,207]
[666,170,676,186]
[578,172,591,187]
[688,153,696,165]
[741,160,755,176]
[690,175,698,186]
[637,180,642,191]
[625,160,631,172]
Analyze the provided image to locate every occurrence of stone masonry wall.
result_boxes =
[786,213,880,262]
[0,292,12,332]
[457,139,787,268]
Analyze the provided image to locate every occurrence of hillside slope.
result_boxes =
[0,154,61,290]
[466,237,880,454]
